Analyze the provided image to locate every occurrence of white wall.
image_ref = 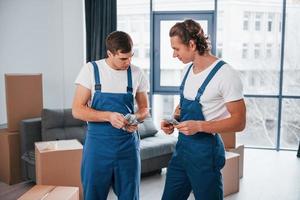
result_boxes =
[0,0,85,124]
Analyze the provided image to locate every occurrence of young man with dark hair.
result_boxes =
[72,31,149,200]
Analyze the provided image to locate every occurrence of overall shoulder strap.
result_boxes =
[91,61,101,91]
[127,66,133,93]
[195,60,226,101]
[179,63,194,97]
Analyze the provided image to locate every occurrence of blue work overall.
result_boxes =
[81,61,140,200]
[162,60,226,200]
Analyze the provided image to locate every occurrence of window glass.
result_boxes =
[217,43,223,58]
[218,0,283,95]
[243,11,250,31]
[152,95,180,128]
[117,0,150,76]
[159,20,207,86]
[280,99,300,150]
[254,43,261,59]
[266,43,272,58]
[237,98,278,148]
[282,0,300,95]
[255,12,262,31]
[267,13,274,32]
[153,0,214,11]
[242,43,248,59]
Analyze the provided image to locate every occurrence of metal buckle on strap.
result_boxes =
[95,84,101,91]
[127,87,133,93]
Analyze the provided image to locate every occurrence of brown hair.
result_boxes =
[106,31,133,55]
[169,19,210,55]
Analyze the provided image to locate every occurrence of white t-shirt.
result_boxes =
[181,59,243,121]
[75,59,149,102]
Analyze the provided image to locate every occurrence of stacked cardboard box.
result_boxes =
[35,140,83,199]
[227,144,244,178]
[222,152,240,197]
[219,132,244,178]
[0,131,22,184]
[0,74,43,185]
[18,185,79,200]
[219,132,245,197]
[5,74,43,132]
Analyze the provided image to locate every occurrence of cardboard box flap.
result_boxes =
[45,186,79,200]
[18,185,55,200]
[18,185,79,200]
[35,139,82,152]
[225,151,240,159]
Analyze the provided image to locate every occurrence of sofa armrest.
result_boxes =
[20,117,42,155]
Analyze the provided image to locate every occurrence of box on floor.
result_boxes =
[18,185,79,200]
[227,144,244,178]
[35,139,83,199]
[0,131,22,184]
[222,151,240,197]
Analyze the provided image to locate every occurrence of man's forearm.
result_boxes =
[72,105,111,122]
[135,107,149,121]
[200,116,245,134]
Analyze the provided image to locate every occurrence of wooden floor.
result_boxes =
[1,149,299,200]
[0,180,34,200]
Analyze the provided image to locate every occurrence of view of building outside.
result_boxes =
[217,0,283,149]
[159,20,208,86]
[280,0,300,149]
[117,0,150,78]
[117,0,300,150]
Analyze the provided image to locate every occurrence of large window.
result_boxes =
[280,0,300,149]
[281,99,300,149]
[117,0,150,78]
[153,12,213,93]
[283,0,300,96]
[152,0,214,11]
[218,0,299,150]
[117,0,300,150]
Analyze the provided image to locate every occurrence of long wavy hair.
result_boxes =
[169,19,211,55]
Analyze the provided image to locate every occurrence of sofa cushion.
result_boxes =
[21,150,35,165]
[41,109,86,143]
[138,116,158,139]
[140,133,177,160]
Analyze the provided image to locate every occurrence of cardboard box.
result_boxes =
[0,128,8,133]
[35,140,83,199]
[18,185,79,200]
[5,73,43,131]
[219,132,236,149]
[222,152,240,197]
[0,131,22,184]
[227,144,244,178]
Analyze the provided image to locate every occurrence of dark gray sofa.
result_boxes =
[20,109,177,181]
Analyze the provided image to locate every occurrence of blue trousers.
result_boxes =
[162,134,225,200]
